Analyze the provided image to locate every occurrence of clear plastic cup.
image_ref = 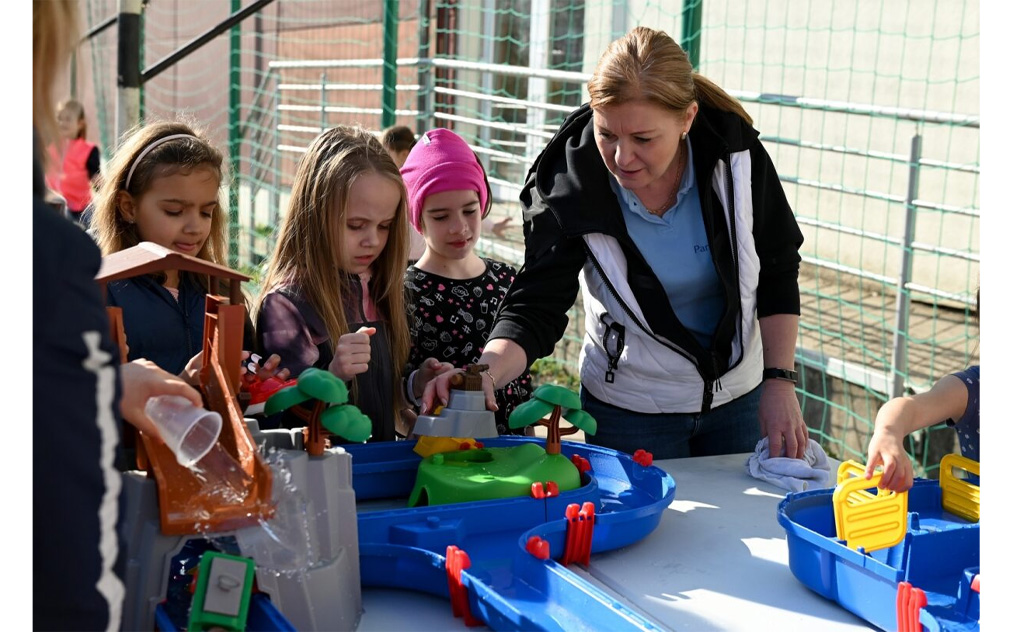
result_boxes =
[144,395,223,468]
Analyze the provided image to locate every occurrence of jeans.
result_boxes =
[580,384,763,459]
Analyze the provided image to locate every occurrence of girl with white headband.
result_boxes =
[91,121,288,393]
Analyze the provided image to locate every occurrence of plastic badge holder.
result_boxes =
[144,395,223,468]
[833,459,908,553]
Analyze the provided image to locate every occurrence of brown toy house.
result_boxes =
[95,241,273,535]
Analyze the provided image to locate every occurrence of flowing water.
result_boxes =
[232,448,315,577]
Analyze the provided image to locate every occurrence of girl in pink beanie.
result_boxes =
[400,128,533,436]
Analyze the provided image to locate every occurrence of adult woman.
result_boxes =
[34,2,203,628]
[423,27,808,460]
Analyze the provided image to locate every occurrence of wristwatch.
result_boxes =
[762,367,798,384]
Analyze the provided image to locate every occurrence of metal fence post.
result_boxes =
[228,0,241,268]
[271,72,280,232]
[382,0,400,129]
[116,0,143,144]
[681,0,702,70]
[479,0,495,152]
[416,0,431,134]
[320,72,327,132]
[526,0,550,167]
[890,133,923,399]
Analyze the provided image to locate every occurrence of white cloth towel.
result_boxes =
[745,437,834,493]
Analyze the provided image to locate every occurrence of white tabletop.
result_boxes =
[358,452,872,631]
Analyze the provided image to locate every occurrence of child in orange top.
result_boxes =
[47,99,101,223]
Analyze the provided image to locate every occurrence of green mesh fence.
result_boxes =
[77,0,979,476]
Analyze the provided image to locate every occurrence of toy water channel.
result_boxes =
[777,462,980,631]
[348,435,676,631]
[142,431,675,631]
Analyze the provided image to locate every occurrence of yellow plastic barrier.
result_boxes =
[939,454,980,523]
[833,460,908,552]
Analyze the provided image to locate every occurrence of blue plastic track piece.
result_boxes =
[347,436,676,631]
[778,479,980,631]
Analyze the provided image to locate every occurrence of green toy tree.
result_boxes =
[508,384,597,455]
[264,367,372,456]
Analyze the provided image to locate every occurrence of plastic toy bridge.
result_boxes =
[347,435,676,631]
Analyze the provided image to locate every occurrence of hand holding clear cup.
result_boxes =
[143,394,223,468]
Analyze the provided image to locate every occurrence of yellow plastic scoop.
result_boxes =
[833,460,908,553]
[939,453,980,523]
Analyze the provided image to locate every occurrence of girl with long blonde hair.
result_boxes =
[255,125,449,440]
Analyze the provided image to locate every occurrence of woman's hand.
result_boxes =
[329,326,376,381]
[120,358,203,442]
[758,379,808,459]
[420,367,499,415]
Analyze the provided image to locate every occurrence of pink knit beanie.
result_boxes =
[400,128,489,233]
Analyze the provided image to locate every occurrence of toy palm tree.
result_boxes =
[508,384,597,455]
[264,368,372,456]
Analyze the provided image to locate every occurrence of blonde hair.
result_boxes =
[58,98,87,139]
[588,26,753,126]
[92,120,228,268]
[34,0,80,147]
[254,125,411,412]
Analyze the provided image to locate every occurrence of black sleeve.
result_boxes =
[487,183,586,366]
[751,141,804,317]
[33,200,125,630]
[86,146,101,179]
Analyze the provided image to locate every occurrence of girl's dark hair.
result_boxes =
[381,125,417,153]
[92,120,227,264]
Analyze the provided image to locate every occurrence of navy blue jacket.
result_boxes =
[107,274,207,375]
[34,134,125,630]
[107,274,255,376]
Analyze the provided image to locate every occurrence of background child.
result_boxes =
[865,289,980,491]
[254,125,450,441]
[380,124,416,169]
[382,124,513,263]
[46,98,101,224]
[90,121,277,384]
[400,128,533,436]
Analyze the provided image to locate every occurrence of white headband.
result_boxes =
[123,133,196,191]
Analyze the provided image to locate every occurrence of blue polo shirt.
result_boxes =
[608,138,725,349]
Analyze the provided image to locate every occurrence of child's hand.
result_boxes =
[180,350,203,386]
[865,429,914,492]
[329,326,376,381]
[121,358,203,442]
[489,216,512,238]
[414,357,456,399]
[244,351,291,383]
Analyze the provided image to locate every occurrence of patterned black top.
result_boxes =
[406,258,533,435]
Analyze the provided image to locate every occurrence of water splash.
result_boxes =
[189,443,254,506]
[233,449,314,577]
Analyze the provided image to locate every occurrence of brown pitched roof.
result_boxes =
[95,241,249,283]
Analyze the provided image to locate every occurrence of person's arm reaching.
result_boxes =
[865,375,969,491]
[758,314,808,460]
[420,337,528,414]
